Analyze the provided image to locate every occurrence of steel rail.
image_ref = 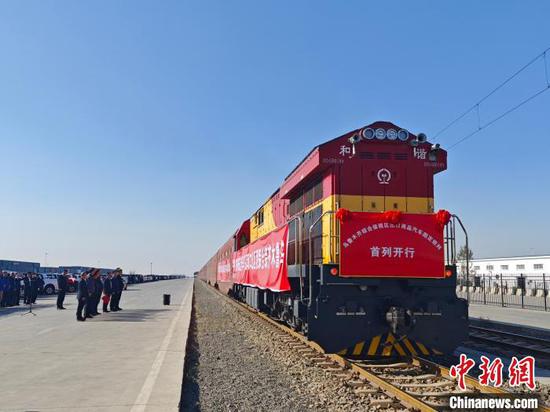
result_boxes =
[469,325,550,357]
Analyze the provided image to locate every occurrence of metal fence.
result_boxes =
[456,273,549,311]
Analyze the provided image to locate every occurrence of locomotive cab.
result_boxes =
[277,121,468,356]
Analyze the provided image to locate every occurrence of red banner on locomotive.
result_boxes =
[337,209,451,278]
[231,225,290,292]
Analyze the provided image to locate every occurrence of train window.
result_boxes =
[312,180,323,202]
[393,203,398,209]
[304,185,314,207]
[256,209,264,226]
[371,202,376,208]
[289,195,303,216]
[534,264,544,270]
[486,265,494,270]
[516,264,525,270]
[474,266,480,270]
[288,178,323,216]
[239,234,248,248]
[500,265,508,270]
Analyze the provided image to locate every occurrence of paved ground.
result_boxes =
[0,279,193,412]
[469,303,550,330]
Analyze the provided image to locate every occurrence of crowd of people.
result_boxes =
[0,272,42,307]
[75,268,125,321]
[0,268,125,322]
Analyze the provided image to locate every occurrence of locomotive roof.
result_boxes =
[283,120,417,182]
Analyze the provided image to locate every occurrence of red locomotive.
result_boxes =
[199,121,468,357]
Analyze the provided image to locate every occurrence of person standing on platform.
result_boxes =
[57,270,69,310]
[4,274,13,307]
[110,268,124,311]
[102,272,112,313]
[86,270,97,317]
[109,270,119,312]
[94,269,103,315]
[12,274,21,306]
[0,272,6,307]
[76,272,89,321]
[30,274,39,304]
[36,275,44,297]
[23,273,31,304]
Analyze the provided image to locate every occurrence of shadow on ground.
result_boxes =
[0,301,57,317]
[180,294,200,411]
[92,309,171,322]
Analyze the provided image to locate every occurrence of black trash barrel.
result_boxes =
[163,294,171,305]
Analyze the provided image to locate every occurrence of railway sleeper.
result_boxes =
[308,356,329,363]
[317,361,342,369]
[398,380,453,388]
[369,399,398,408]
[386,373,438,381]
[333,371,355,380]
[356,362,411,369]
[353,387,379,395]
[347,380,369,388]
[419,391,475,397]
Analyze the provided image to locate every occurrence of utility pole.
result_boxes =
[150,262,153,275]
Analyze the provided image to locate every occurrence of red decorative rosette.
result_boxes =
[335,208,352,223]
[435,209,452,229]
[382,210,402,224]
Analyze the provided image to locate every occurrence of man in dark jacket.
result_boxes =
[23,273,31,304]
[102,272,112,313]
[57,270,69,310]
[5,274,13,306]
[94,270,103,315]
[30,274,39,304]
[0,272,7,307]
[12,274,21,306]
[76,272,89,321]
[110,268,124,311]
[86,270,97,317]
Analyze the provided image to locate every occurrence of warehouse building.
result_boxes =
[468,255,549,277]
[0,259,40,273]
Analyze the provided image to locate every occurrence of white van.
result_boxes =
[40,274,60,295]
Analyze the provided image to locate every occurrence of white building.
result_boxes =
[468,255,549,277]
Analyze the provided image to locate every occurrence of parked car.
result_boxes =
[67,276,77,293]
[39,274,59,295]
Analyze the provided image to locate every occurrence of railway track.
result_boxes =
[469,325,550,359]
[208,284,549,411]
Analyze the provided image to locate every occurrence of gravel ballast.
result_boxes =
[180,280,549,411]
[180,280,389,412]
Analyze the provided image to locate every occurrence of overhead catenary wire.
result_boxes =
[433,46,550,147]
[544,50,550,87]
[447,85,550,149]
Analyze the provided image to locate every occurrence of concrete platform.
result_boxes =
[0,279,193,412]
[469,303,550,331]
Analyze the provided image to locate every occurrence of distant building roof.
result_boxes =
[471,255,550,262]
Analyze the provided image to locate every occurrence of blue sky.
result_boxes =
[1,1,549,274]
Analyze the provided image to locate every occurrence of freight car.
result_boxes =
[199,121,468,357]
